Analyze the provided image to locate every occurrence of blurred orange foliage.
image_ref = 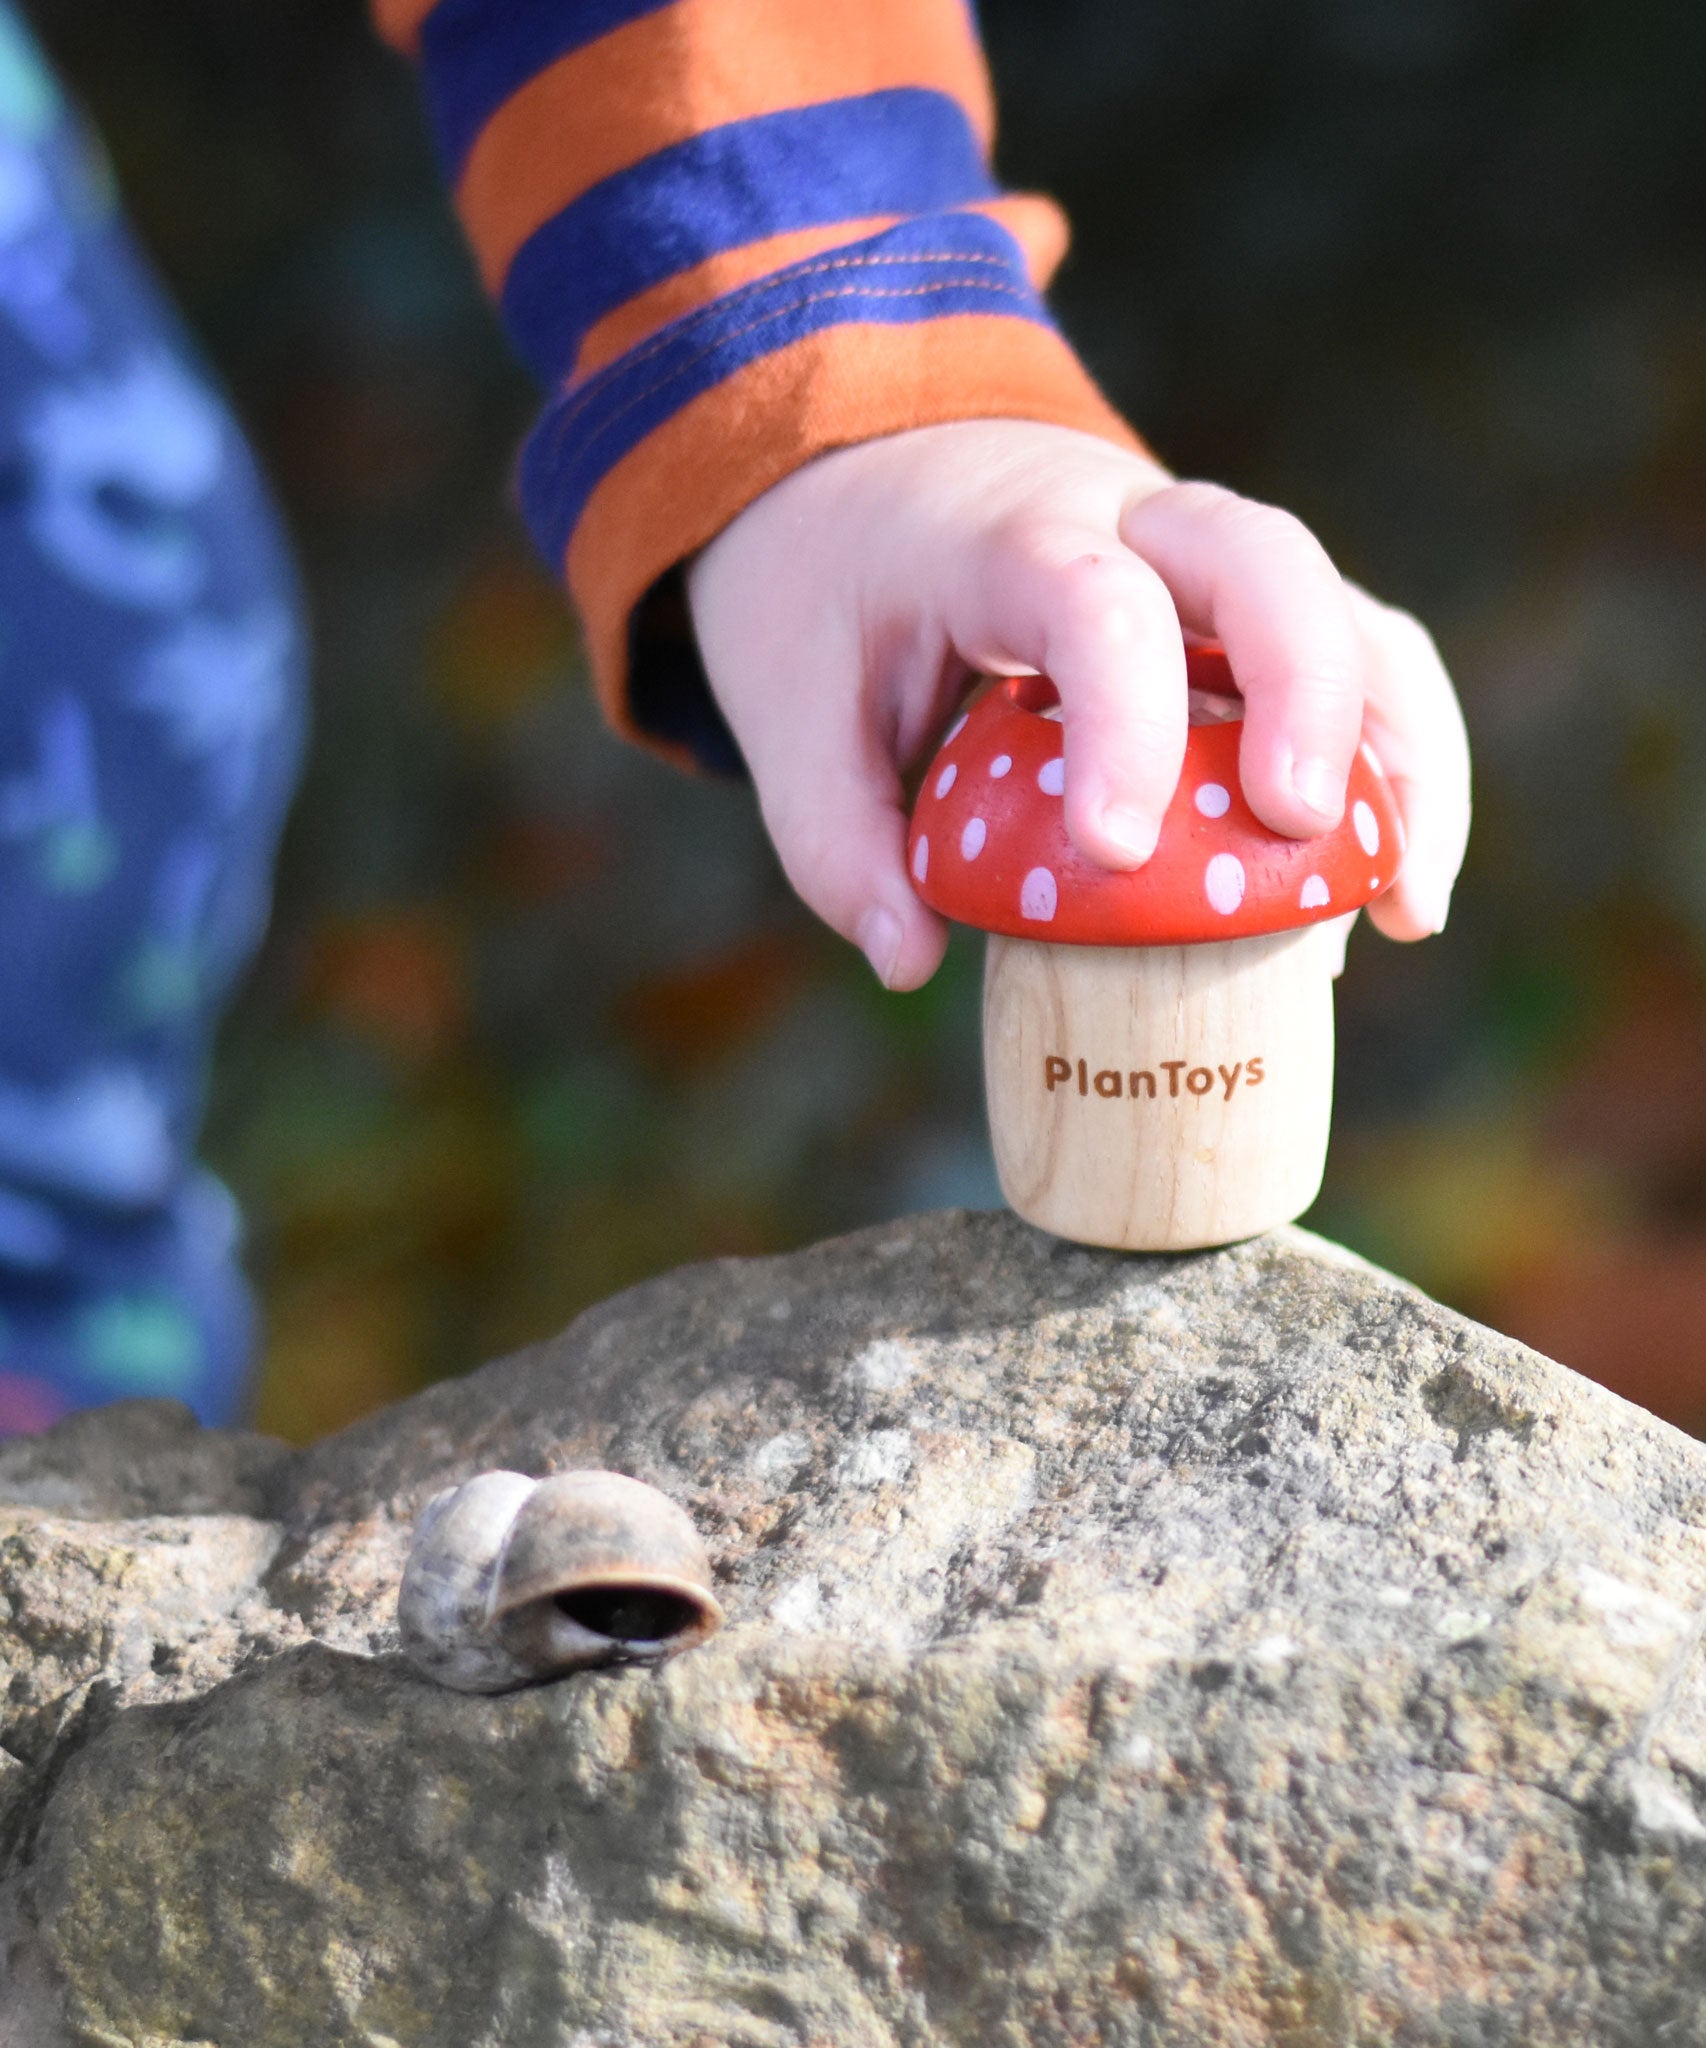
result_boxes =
[303,907,470,1068]
[433,553,577,729]
[612,930,815,1079]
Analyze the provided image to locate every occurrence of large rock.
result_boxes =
[4,1209,1706,2046]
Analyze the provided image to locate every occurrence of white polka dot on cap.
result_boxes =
[989,754,1013,779]
[935,762,958,798]
[1353,800,1380,857]
[1300,875,1330,910]
[1038,757,1065,796]
[1194,782,1231,819]
[1205,852,1246,915]
[1020,867,1058,921]
[961,817,987,860]
[912,837,929,884]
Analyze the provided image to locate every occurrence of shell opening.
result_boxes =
[553,1583,710,1646]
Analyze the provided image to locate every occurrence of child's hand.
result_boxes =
[687,419,1470,990]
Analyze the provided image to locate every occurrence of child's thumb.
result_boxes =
[755,741,948,991]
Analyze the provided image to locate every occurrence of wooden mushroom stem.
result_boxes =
[983,925,1339,1251]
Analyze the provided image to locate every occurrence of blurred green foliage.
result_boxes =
[26,0,1706,1437]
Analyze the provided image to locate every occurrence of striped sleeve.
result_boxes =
[376,0,1146,770]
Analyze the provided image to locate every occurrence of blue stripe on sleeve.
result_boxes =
[420,0,680,176]
[499,88,998,384]
[519,211,1048,566]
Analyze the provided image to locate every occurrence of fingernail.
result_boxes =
[1293,759,1346,822]
[1096,803,1159,867]
[857,907,904,988]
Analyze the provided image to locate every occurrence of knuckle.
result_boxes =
[982,511,1070,576]
[1171,482,1331,570]
[1050,547,1147,603]
[983,519,1171,649]
[1229,501,1322,567]
[984,515,1131,588]
[1047,553,1157,640]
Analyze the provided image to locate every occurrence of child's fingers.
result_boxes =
[744,715,949,991]
[948,520,1188,869]
[1119,482,1365,839]
[1348,589,1471,941]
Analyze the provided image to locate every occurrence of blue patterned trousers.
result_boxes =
[0,9,306,1434]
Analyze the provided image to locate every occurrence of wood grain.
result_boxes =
[982,930,1337,1249]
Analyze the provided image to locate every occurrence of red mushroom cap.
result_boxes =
[907,648,1404,945]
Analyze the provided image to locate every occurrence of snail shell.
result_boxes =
[397,1468,724,1694]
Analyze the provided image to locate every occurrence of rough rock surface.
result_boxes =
[5,1209,1706,2046]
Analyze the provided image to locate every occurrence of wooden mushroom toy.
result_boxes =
[907,648,1405,1251]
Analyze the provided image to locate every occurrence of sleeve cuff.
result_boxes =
[517,213,1150,771]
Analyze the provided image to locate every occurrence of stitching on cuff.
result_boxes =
[561,240,1021,411]
[546,273,1037,476]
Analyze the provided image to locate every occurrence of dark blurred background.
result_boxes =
[24,0,1706,1440]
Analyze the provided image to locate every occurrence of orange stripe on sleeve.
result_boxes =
[572,194,1071,379]
[563,315,1146,758]
[457,0,995,295]
[370,0,436,56]
[984,194,1073,297]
